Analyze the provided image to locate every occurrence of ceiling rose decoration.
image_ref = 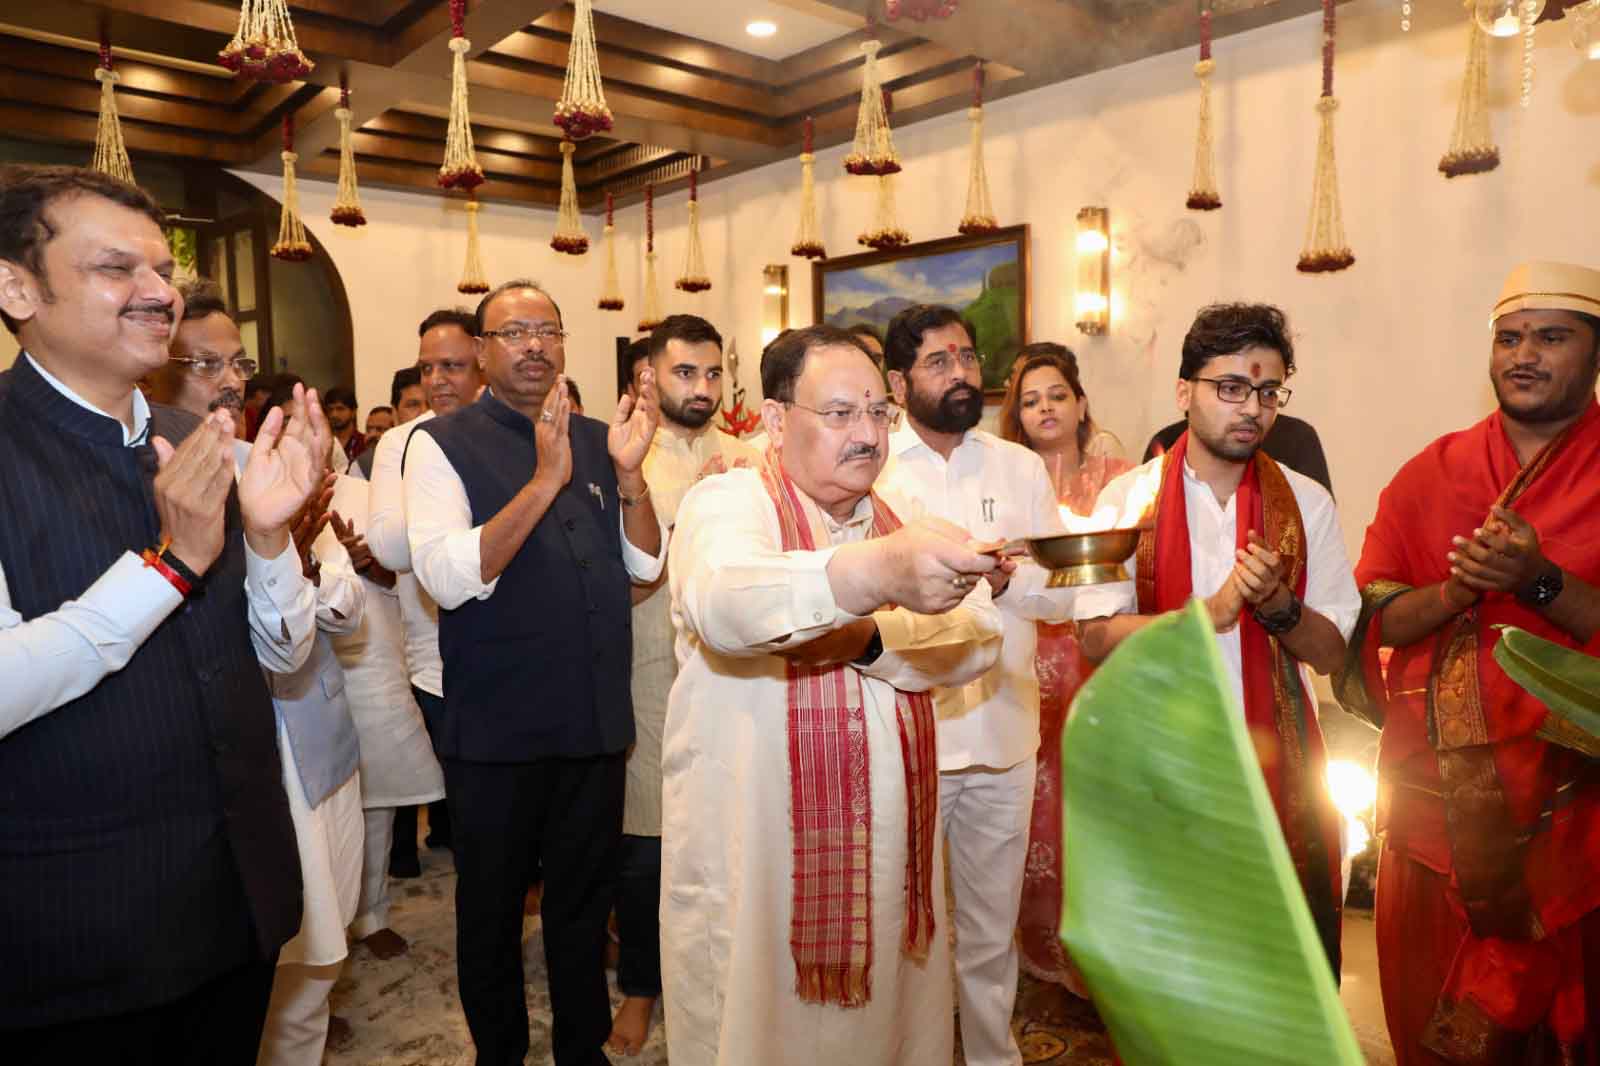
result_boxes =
[1440,1,1499,178]
[959,63,999,235]
[1187,5,1222,211]
[331,75,367,227]
[554,0,614,140]
[219,0,313,82]
[599,192,625,312]
[270,115,313,262]
[676,166,712,294]
[844,36,901,176]
[791,116,826,260]
[638,183,664,332]
[1296,0,1354,274]
[552,140,589,255]
[90,33,134,185]
[458,194,490,295]
[438,0,485,191]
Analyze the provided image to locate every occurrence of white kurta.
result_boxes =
[661,468,1004,1066]
[1092,455,1363,709]
[626,426,762,838]
[326,474,445,809]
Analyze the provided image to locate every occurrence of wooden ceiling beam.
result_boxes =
[0,66,306,138]
[359,111,571,161]
[0,33,246,104]
[0,100,249,163]
[297,153,561,207]
[488,31,776,119]
[775,40,974,119]
[530,7,781,87]
[347,130,563,184]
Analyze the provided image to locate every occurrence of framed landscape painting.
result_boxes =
[812,224,1029,396]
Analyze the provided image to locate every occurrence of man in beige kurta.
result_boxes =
[610,317,761,1054]
[661,325,1005,1066]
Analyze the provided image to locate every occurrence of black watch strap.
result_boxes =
[1252,592,1302,636]
[853,625,885,667]
[159,547,206,595]
[1516,565,1564,609]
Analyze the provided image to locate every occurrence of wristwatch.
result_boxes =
[852,625,885,667]
[1252,592,1302,636]
[1516,564,1565,609]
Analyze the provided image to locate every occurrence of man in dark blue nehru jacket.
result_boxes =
[403,279,665,1066]
[0,164,330,1064]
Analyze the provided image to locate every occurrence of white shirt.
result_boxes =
[875,424,1108,772]
[403,425,667,612]
[1092,455,1362,712]
[365,410,444,696]
[0,354,316,731]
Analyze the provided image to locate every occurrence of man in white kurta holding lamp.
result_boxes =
[660,324,1006,1066]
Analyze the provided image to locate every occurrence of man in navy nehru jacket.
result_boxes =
[403,279,664,1066]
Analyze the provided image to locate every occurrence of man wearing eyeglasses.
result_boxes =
[146,276,256,436]
[874,304,1094,1066]
[1081,302,1359,975]
[403,280,667,1066]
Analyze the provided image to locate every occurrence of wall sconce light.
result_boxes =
[1075,206,1110,337]
[761,264,789,347]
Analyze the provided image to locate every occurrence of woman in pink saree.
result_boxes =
[998,344,1130,995]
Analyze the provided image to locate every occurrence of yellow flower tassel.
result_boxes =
[90,38,134,185]
[270,115,313,262]
[457,195,489,295]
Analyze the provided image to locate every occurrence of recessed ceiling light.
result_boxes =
[746,20,778,38]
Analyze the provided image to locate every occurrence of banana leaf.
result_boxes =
[1492,626,1600,754]
[1060,598,1362,1066]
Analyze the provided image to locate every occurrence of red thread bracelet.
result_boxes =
[142,546,192,598]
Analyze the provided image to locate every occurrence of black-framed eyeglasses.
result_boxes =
[482,324,567,347]
[1194,376,1293,409]
[169,355,257,379]
[912,348,984,376]
[785,401,895,430]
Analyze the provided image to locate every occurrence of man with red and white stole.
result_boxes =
[1082,303,1359,976]
[660,324,1004,1066]
[1339,261,1600,1065]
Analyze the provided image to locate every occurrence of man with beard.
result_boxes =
[875,304,1097,1066]
[366,309,486,869]
[323,386,365,472]
[607,315,759,1056]
[146,277,255,435]
[404,280,666,1066]
[1338,262,1600,1064]
[1080,303,1358,975]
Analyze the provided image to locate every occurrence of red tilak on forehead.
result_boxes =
[947,343,959,353]
[1250,360,1262,378]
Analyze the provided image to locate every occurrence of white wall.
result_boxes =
[249,0,1595,560]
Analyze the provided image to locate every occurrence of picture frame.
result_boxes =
[812,224,1030,397]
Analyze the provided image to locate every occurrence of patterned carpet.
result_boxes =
[325,843,1386,1065]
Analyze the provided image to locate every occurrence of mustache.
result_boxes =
[1504,365,1550,380]
[841,443,881,462]
[943,383,982,404]
[515,356,554,372]
[209,388,243,412]
[122,302,174,323]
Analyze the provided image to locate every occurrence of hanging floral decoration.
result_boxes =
[885,0,959,18]
[553,0,614,140]
[859,89,909,251]
[676,166,712,294]
[552,140,589,254]
[331,75,366,227]
[439,0,484,191]
[959,63,999,235]
[91,33,135,185]
[1440,2,1499,178]
[1296,0,1354,274]
[219,0,314,82]
[843,38,901,176]
[719,339,764,438]
[458,194,490,295]
[638,183,664,332]
[791,116,826,260]
[1518,0,1539,109]
[1187,5,1222,211]
[270,115,313,262]
[599,192,625,312]
[1400,0,1414,31]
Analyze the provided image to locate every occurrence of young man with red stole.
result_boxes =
[1082,303,1358,975]
[1340,261,1600,1065]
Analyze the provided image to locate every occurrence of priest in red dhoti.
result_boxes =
[1340,261,1600,1064]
